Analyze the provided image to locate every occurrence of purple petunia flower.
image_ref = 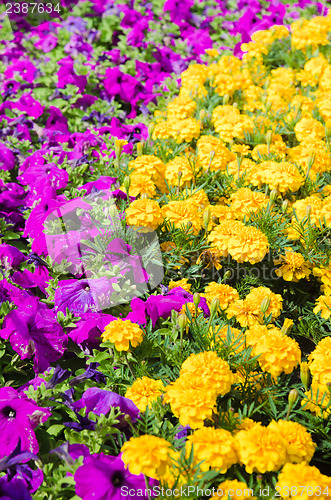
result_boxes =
[0,475,32,500]
[0,387,51,459]
[74,388,140,424]
[74,452,158,500]
[0,243,27,270]
[68,312,117,346]
[0,297,67,373]
[0,144,16,171]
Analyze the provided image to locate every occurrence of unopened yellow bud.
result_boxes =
[281,318,294,335]
[123,176,131,191]
[210,297,220,317]
[260,297,271,314]
[178,313,188,331]
[193,293,200,310]
[306,205,312,217]
[288,388,299,406]
[148,123,155,139]
[108,204,118,218]
[199,109,206,120]
[266,130,273,148]
[300,362,310,391]
[137,142,143,156]
[203,206,211,230]
[270,189,278,203]
[223,94,230,105]
[223,269,232,280]
[140,193,148,199]
[282,200,289,213]
[114,139,128,158]
[325,123,331,138]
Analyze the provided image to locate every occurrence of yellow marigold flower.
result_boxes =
[164,373,218,429]
[231,144,251,156]
[121,435,172,479]
[301,381,331,419]
[212,73,236,97]
[196,248,223,270]
[312,266,331,295]
[127,173,156,198]
[245,324,270,349]
[250,161,304,193]
[276,462,331,500]
[227,157,257,178]
[294,117,325,143]
[213,112,254,143]
[187,189,210,210]
[152,120,176,140]
[235,424,287,474]
[171,118,201,143]
[226,225,269,265]
[125,377,164,412]
[233,417,262,434]
[292,195,323,225]
[162,201,202,234]
[321,195,331,227]
[166,96,196,120]
[165,156,193,188]
[186,427,238,473]
[287,143,331,180]
[212,104,240,122]
[211,480,257,499]
[230,187,269,220]
[180,351,234,397]
[308,337,331,386]
[274,250,311,282]
[102,319,144,352]
[291,15,331,51]
[313,295,331,319]
[202,282,239,309]
[168,278,191,292]
[128,154,165,192]
[126,198,163,232]
[205,48,218,57]
[268,420,316,464]
[253,328,301,377]
[246,286,282,321]
[196,135,235,172]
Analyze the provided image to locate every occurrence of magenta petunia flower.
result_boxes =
[75,453,157,500]
[0,387,51,459]
[0,297,67,373]
[0,144,16,171]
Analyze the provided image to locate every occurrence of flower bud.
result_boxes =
[114,139,128,158]
[210,297,220,317]
[141,193,148,199]
[281,318,293,335]
[223,269,232,280]
[306,205,312,217]
[282,199,289,213]
[265,101,272,112]
[232,102,238,109]
[266,130,273,148]
[203,206,211,230]
[223,94,230,105]
[137,142,143,156]
[307,153,316,171]
[178,313,188,331]
[288,388,299,407]
[123,176,131,192]
[193,293,201,310]
[270,189,278,203]
[260,296,271,314]
[325,124,331,138]
[108,204,118,219]
[300,362,310,391]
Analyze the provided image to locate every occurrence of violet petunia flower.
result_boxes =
[0,243,27,270]
[74,388,140,424]
[0,144,16,171]
[0,475,32,500]
[0,297,67,373]
[0,387,51,459]
[68,312,117,346]
[74,453,158,500]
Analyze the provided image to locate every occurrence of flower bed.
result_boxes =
[0,1,331,499]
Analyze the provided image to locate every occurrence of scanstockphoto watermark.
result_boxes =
[121,485,255,497]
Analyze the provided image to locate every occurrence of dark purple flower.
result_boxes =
[75,453,157,500]
[45,365,71,389]
[0,297,67,373]
[0,475,32,500]
[11,267,51,294]
[0,387,51,459]
[74,388,140,423]
[51,441,90,465]
[69,362,107,386]
[104,68,140,103]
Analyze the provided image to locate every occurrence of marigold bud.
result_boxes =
[203,206,211,230]
[123,176,131,191]
[260,297,271,314]
[199,109,206,120]
[193,293,201,310]
[306,205,312,217]
[270,189,278,203]
[108,204,118,218]
[223,269,232,280]
[266,130,273,148]
[282,200,289,213]
[140,193,149,199]
[137,142,143,156]
[210,297,220,317]
[300,362,310,391]
[178,313,188,331]
[148,123,155,139]
[288,388,299,407]
[281,318,294,335]
[223,94,230,105]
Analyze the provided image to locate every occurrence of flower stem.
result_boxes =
[124,352,136,380]
[144,475,152,500]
